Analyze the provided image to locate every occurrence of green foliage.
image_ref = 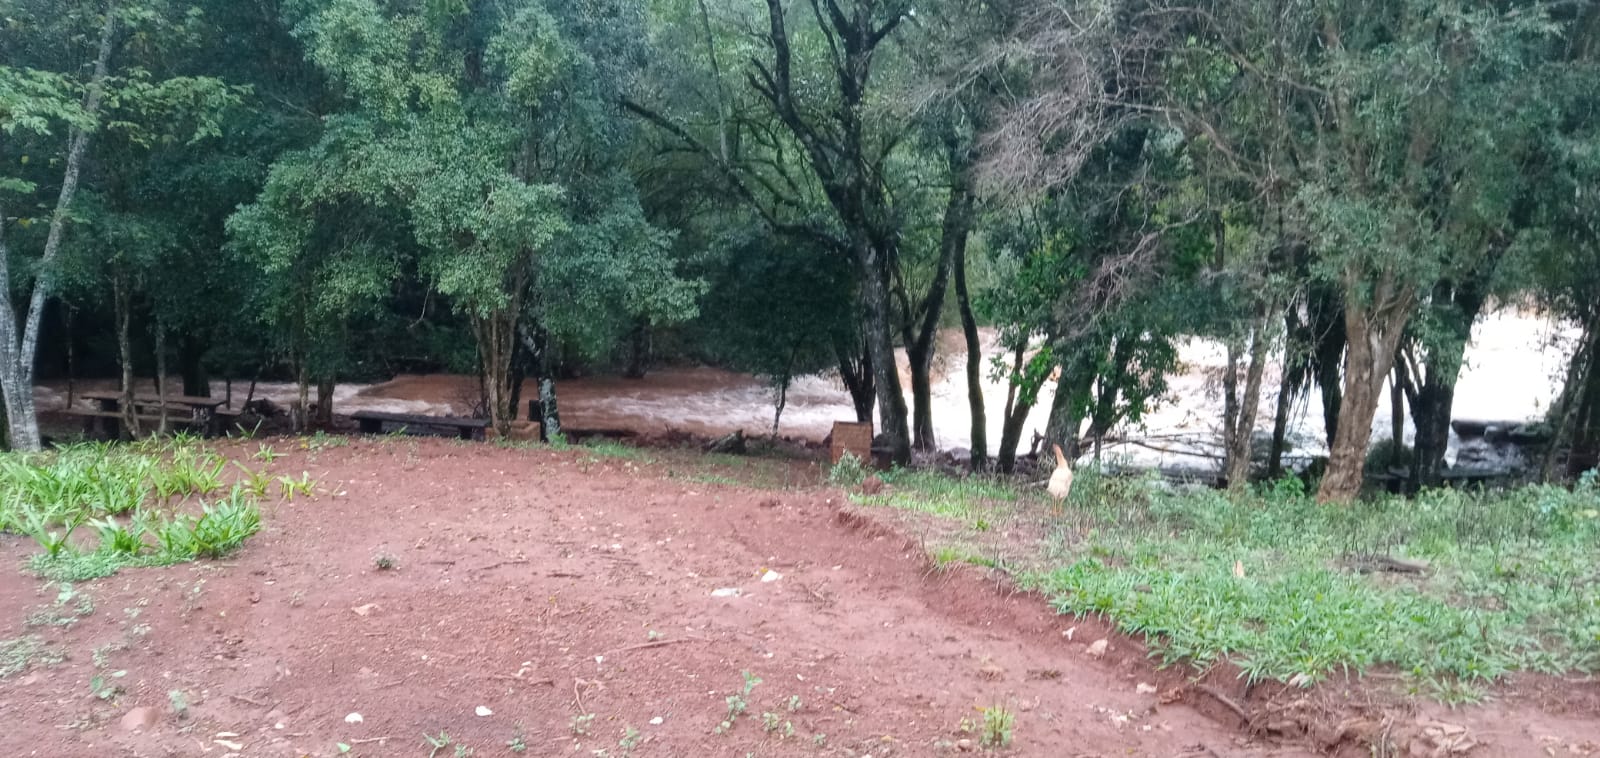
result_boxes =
[0,444,267,580]
[979,704,1014,748]
[1023,472,1600,689]
[827,452,868,488]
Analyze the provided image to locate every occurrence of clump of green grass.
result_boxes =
[864,462,1600,701]
[851,468,1016,521]
[582,440,652,462]
[980,704,1014,748]
[2,443,267,581]
[1023,470,1600,697]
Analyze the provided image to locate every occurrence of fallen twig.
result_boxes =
[228,694,272,708]
[471,559,530,573]
[595,637,708,658]
[1192,685,1251,727]
[349,736,391,745]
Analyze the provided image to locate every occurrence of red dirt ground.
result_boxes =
[0,438,1595,757]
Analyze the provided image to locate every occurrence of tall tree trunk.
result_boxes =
[472,309,520,435]
[623,318,649,380]
[1544,319,1599,481]
[858,240,911,464]
[315,374,335,428]
[1568,324,1600,477]
[1390,358,1406,469]
[1404,281,1489,488]
[155,323,169,435]
[518,323,562,440]
[996,341,1031,473]
[1309,286,1346,448]
[1045,354,1095,461]
[1317,277,1416,503]
[902,154,972,452]
[1268,307,1305,478]
[63,306,76,410]
[834,336,875,424]
[294,360,310,434]
[179,337,209,398]
[114,273,140,440]
[1224,318,1271,491]
[954,224,986,471]
[0,4,116,451]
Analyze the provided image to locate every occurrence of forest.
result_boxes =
[2,0,1599,504]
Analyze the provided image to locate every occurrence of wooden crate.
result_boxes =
[830,421,873,465]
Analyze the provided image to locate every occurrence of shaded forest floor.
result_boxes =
[0,436,1596,756]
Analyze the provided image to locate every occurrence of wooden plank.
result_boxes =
[76,391,224,408]
[350,410,489,428]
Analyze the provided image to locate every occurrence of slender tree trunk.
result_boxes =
[114,273,140,440]
[623,319,649,379]
[772,345,799,437]
[1567,323,1600,477]
[315,374,334,428]
[1317,280,1416,503]
[1225,318,1271,491]
[1268,306,1304,478]
[295,360,310,434]
[0,4,116,451]
[903,158,971,452]
[995,340,1045,473]
[1544,320,1598,481]
[518,323,562,440]
[472,307,521,435]
[155,324,169,435]
[1390,358,1406,469]
[954,227,986,471]
[63,306,76,410]
[179,337,209,397]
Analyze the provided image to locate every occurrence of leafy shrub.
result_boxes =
[827,452,867,487]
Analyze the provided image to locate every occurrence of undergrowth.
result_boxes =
[0,441,284,581]
[853,465,1600,701]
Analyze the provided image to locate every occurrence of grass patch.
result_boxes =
[581,441,653,462]
[0,442,271,581]
[861,464,1600,698]
[850,468,1018,521]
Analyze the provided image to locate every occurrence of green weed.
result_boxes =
[827,452,868,487]
[980,704,1014,748]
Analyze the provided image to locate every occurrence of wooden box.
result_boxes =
[830,421,873,465]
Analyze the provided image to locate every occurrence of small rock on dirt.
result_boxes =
[710,587,742,598]
[761,570,782,583]
[475,705,493,717]
[120,706,159,732]
[1136,682,1157,694]
[344,712,363,724]
[860,475,885,495]
[955,738,974,752]
[1085,639,1109,658]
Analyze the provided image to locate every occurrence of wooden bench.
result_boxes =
[64,408,204,438]
[350,410,491,441]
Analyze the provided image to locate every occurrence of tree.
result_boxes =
[0,2,116,450]
[235,0,701,434]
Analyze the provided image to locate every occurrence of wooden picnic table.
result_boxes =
[72,391,234,438]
